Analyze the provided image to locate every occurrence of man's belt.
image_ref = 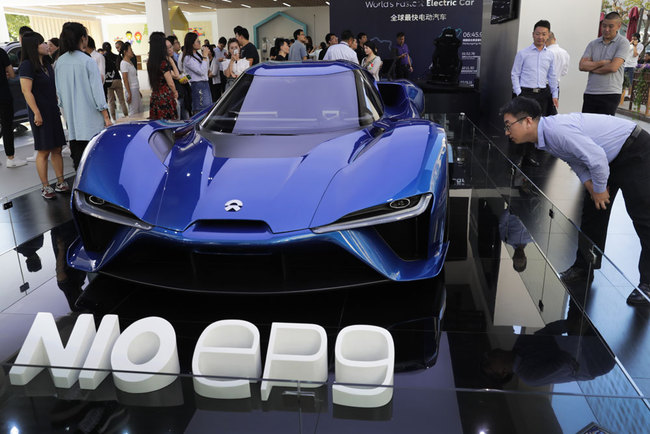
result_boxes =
[521,86,549,94]
[621,125,643,151]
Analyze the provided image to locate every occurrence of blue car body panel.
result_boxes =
[69,61,449,292]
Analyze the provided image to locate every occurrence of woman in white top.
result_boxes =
[221,38,250,91]
[182,32,211,114]
[361,41,382,82]
[119,42,142,115]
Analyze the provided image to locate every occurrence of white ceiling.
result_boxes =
[4,0,330,19]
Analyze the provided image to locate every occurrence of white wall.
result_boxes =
[516,0,602,114]
[214,6,330,47]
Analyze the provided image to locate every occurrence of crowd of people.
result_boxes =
[0,22,414,200]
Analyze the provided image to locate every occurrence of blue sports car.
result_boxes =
[68,61,450,293]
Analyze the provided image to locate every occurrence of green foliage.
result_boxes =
[5,13,30,42]
[633,70,648,110]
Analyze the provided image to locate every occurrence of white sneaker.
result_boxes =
[26,151,37,162]
[62,146,71,156]
[6,157,27,168]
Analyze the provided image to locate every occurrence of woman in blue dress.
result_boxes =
[19,31,68,199]
[55,22,111,171]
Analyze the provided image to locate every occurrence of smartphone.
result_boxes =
[233,48,239,55]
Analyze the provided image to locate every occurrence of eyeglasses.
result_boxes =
[504,116,528,133]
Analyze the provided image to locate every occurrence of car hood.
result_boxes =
[154,129,370,232]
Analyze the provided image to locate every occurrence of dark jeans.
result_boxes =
[209,81,222,102]
[582,93,621,115]
[573,129,650,285]
[0,97,15,157]
[69,140,89,171]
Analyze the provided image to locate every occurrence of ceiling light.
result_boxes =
[200,5,213,8]
[222,0,232,2]
[241,3,251,7]
[283,2,291,6]
[175,1,189,3]
[121,7,138,12]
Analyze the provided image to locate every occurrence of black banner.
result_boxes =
[329,0,482,86]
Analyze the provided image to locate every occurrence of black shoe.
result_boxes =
[559,266,593,284]
[626,283,650,306]
[523,155,540,167]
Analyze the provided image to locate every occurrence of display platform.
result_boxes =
[1,115,649,433]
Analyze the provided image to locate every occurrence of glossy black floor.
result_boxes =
[1,124,649,433]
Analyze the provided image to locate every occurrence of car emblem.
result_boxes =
[225,199,243,212]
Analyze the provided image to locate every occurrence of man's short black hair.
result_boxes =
[234,26,249,40]
[357,32,367,40]
[218,36,227,45]
[534,20,550,31]
[500,96,542,120]
[293,28,304,40]
[19,26,33,36]
[604,11,622,21]
[325,33,336,44]
[87,36,96,49]
[396,32,405,38]
[340,30,354,42]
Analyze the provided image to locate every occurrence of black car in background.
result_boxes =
[1,41,29,136]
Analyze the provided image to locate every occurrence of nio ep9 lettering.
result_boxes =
[10,313,395,408]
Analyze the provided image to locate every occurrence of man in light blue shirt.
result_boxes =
[501,96,650,306]
[511,19,559,116]
[289,28,308,61]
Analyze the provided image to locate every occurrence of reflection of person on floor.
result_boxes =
[499,209,533,272]
[15,234,44,272]
[501,96,650,307]
[482,320,615,387]
[51,221,86,311]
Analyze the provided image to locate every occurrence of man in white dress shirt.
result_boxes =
[545,32,570,86]
[323,30,359,64]
[86,36,105,84]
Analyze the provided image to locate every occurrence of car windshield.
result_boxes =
[201,70,383,134]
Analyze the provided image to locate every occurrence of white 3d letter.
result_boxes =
[333,325,394,408]
[79,314,121,390]
[260,322,328,401]
[9,312,96,388]
[110,317,179,393]
[192,320,261,399]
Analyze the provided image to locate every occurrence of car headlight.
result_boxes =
[73,191,153,230]
[312,193,431,234]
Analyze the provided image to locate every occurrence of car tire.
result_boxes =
[15,124,28,135]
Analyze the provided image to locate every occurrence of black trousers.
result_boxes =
[582,93,621,115]
[573,129,650,285]
[0,97,15,157]
[395,63,411,80]
[69,140,89,171]
[520,88,551,116]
